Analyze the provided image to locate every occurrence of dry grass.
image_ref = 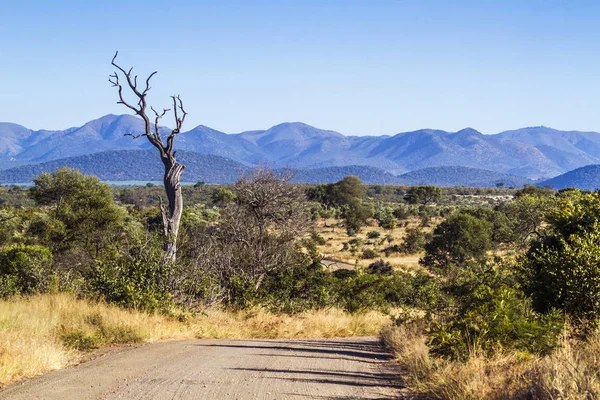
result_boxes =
[0,294,387,387]
[193,308,387,339]
[381,324,600,399]
[315,218,429,272]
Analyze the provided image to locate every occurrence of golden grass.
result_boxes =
[381,324,600,399]
[0,294,388,387]
[315,218,429,272]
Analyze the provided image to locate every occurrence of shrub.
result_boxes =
[333,271,440,313]
[421,212,492,272]
[519,191,600,331]
[367,230,381,239]
[521,230,600,330]
[392,205,411,220]
[0,275,20,298]
[361,248,378,259]
[348,237,364,246]
[311,232,327,245]
[367,259,393,275]
[400,227,430,254]
[332,269,357,279]
[59,329,102,351]
[86,236,172,311]
[259,262,334,314]
[427,286,564,360]
[0,244,53,296]
[373,207,397,229]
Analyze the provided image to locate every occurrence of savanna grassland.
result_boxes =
[2,170,600,398]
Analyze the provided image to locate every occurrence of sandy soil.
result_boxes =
[0,337,404,400]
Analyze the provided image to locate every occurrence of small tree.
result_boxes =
[520,190,600,330]
[109,52,187,262]
[29,168,125,254]
[212,168,312,291]
[420,212,492,272]
[404,186,442,206]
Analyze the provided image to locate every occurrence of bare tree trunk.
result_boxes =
[109,52,189,262]
[160,158,184,262]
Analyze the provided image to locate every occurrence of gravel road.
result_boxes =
[0,337,403,399]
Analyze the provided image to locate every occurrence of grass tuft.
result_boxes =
[381,324,600,399]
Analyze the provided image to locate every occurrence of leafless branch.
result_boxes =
[110,51,187,157]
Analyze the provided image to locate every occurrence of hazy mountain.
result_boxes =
[0,115,156,165]
[496,126,600,173]
[290,166,402,185]
[0,150,251,184]
[0,150,535,187]
[538,165,600,191]
[398,166,532,188]
[3,115,600,179]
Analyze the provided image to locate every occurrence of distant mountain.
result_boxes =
[4,115,600,179]
[0,150,250,184]
[398,166,532,188]
[0,151,401,185]
[0,150,534,188]
[290,166,401,185]
[538,165,600,190]
[496,127,600,174]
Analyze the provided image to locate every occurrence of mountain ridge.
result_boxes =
[3,114,600,179]
[538,165,600,191]
[0,149,534,187]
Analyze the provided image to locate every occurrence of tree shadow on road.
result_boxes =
[195,338,392,361]
[195,338,406,398]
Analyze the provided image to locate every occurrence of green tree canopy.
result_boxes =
[421,212,492,272]
[404,186,442,206]
[520,190,600,330]
[29,168,125,251]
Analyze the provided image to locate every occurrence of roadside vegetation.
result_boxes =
[2,167,599,398]
[0,293,385,386]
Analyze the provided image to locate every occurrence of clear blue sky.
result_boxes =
[1,0,600,135]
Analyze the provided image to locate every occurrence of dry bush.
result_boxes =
[381,324,600,399]
[526,334,600,399]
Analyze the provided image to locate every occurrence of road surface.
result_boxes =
[0,337,403,399]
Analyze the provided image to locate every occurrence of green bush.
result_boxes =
[421,212,492,272]
[0,275,20,298]
[519,191,600,331]
[86,237,172,311]
[400,227,430,254]
[373,207,397,229]
[428,286,563,360]
[0,244,53,296]
[259,262,334,314]
[332,271,440,313]
[367,259,393,275]
[361,248,379,259]
[367,230,381,239]
[60,328,102,351]
[311,232,327,245]
[521,230,600,329]
[332,269,357,279]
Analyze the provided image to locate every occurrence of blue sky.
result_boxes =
[1,0,600,135]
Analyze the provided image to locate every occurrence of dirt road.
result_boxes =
[0,337,403,399]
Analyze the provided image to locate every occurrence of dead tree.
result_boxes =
[108,51,187,262]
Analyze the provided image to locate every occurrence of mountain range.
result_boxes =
[538,165,600,191]
[1,114,600,187]
[0,150,534,187]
